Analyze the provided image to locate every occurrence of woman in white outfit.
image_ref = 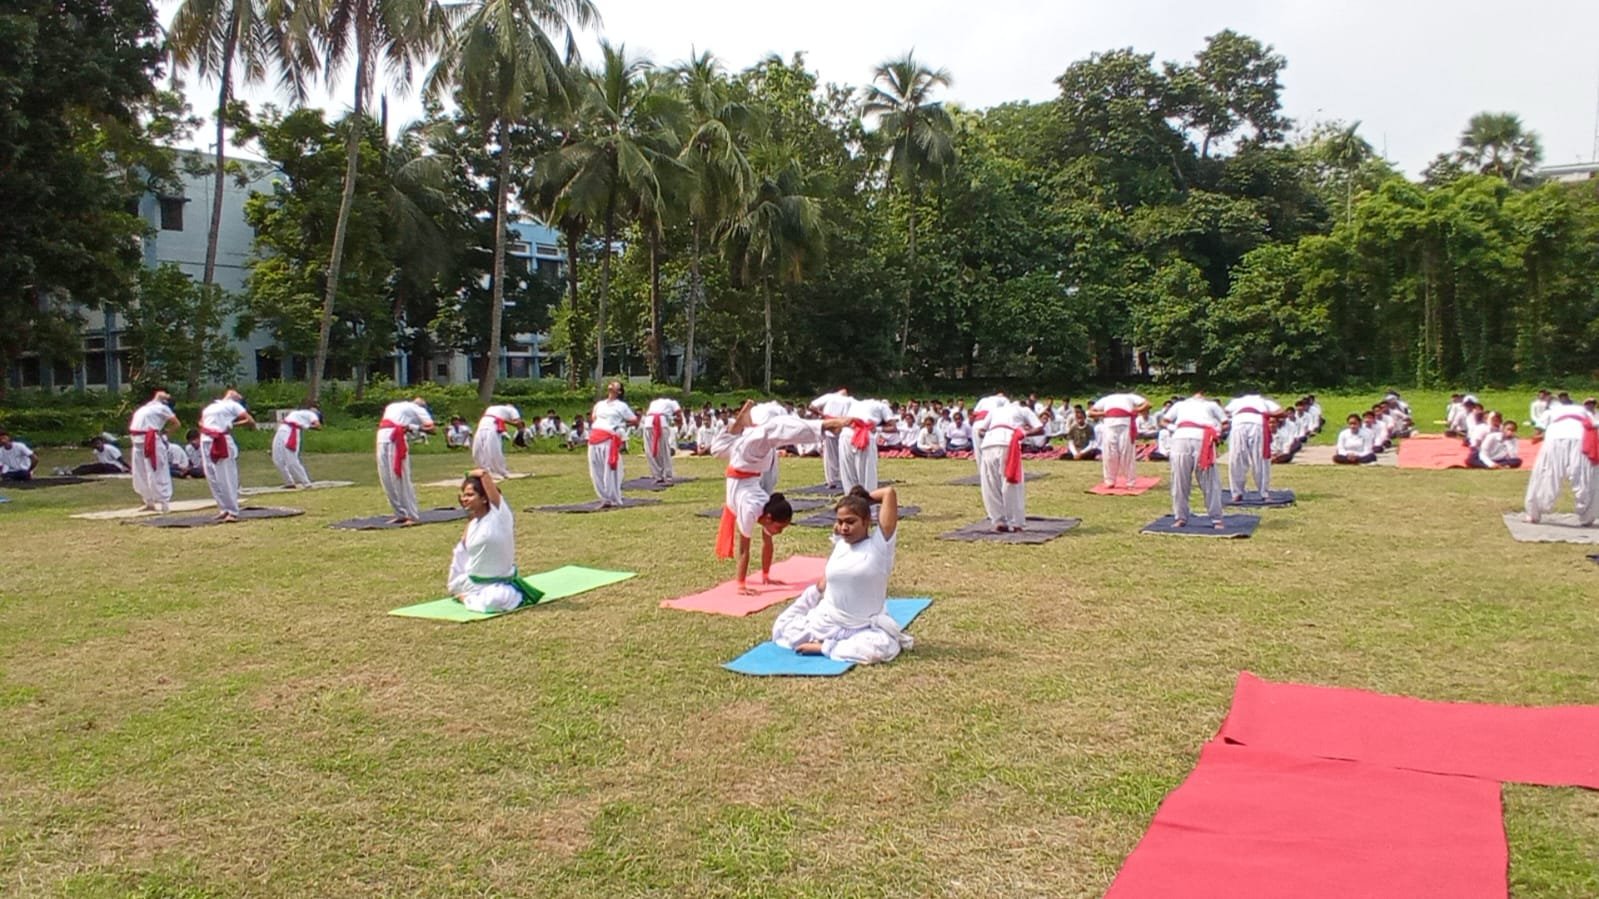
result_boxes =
[771,485,913,665]
[448,468,542,613]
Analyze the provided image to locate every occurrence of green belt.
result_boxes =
[468,568,547,608]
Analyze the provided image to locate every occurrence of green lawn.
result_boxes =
[2,403,1597,897]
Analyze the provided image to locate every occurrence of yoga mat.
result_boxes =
[946,471,1050,486]
[694,498,828,518]
[1104,741,1506,899]
[660,555,827,616]
[1218,671,1599,788]
[793,505,921,529]
[786,479,896,497]
[388,566,638,622]
[723,598,933,676]
[1225,489,1296,508]
[1501,512,1599,544]
[420,472,536,488]
[1397,435,1471,469]
[620,476,698,492]
[1088,476,1160,496]
[1140,514,1258,538]
[131,506,304,528]
[329,507,469,530]
[528,497,662,514]
[1293,445,1398,467]
[73,498,217,520]
[239,480,355,496]
[938,516,1080,544]
[0,496,9,503]
[1,476,90,489]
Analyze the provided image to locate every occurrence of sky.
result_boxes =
[158,0,1599,176]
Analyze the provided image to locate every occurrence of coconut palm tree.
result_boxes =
[861,52,955,356]
[1456,112,1543,184]
[296,0,450,403]
[426,0,595,401]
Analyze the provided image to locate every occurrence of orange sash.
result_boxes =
[588,428,623,469]
[848,419,875,450]
[715,466,763,559]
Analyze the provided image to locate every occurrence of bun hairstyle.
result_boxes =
[835,485,872,520]
[762,492,794,523]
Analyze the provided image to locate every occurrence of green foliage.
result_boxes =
[123,264,243,395]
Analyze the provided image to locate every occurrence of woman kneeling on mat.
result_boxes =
[771,485,911,665]
[449,468,542,613]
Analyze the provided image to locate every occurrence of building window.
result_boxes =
[159,197,186,231]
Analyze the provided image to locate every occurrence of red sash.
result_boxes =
[1003,427,1025,484]
[493,417,506,434]
[848,419,875,450]
[130,430,159,466]
[971,410,989,423]
[200,426,232,462]
[1236,407,1272,460]
[648,414,665,457]
[1554,413,1599,463]
[379,419,409,475]
[1177,421,1219,470]
[716,466,763,559]
[284,422,302,451]
[589,428,622,469]
[1104,408,1137,421]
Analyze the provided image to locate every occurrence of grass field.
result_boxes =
[3,392,1598,897]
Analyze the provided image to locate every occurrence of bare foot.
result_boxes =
[736,585,759,596]
[220,513,239,523]
[1213,520,1227,530]
[1231,495,1243,503]
[1173,518,1187,528]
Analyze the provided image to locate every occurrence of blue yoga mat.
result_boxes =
[723,598,932,676]
[1141,514,1260,538]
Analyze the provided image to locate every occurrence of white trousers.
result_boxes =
[821,432,841,487]
[200,437,241,515]
[377,441,420,520]
[1227,423,1269,497]
[131,438,172,511]
[272,431,311,487]
[472,428,510,479]
[839,433,878,493]
[771,585,910,664]
[1101,422,1136,485]
[1169,436,1223,521]
[645,425,674,481]
[589,443,624,505]
[1524,437,1596,524]
[980,444,1024,527]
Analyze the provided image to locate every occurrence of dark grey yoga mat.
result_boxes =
[621,476,698,492]
[133,506,304,528]
[693,497,829,518]
[946,471,1051,486]
[529,497,663,514]
[793,505,921,528]
[1225,489,1296,508]
[2,476,91,489]
[329,507,468,530]
[1140,514,1259,538]
[939,516,1080,544]
[786,479,897,497]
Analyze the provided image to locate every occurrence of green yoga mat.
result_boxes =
[389,566,637,622]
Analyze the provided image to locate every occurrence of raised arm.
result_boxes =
[471,467,503,505]
[871,485,899,540]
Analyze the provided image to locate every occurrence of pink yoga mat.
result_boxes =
[1089,475,1161,495]
[1106,741,1506,899]
[1219,671,1599,788]
[659,555,826,616]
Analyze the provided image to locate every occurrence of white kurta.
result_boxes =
[839,399,890,493]
[272,409,320,487]
[1165,397,1226,522]
[1092,392,1146,486]
[377,401,433,520]
[1524,408,1596,524]
[199,398,246,515]
[128,400,176,510]
[717,416,824,539]
[447,498,523,612]
[472,404,521,478]
[812,391,853,487]
[1224,395,1279,497]
[642,398,682,481]
[588,398,637,505]
[978,403,1041,528]
[771,528,909,664]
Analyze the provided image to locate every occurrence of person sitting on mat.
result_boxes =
[0,430,38,481]
[445,416,472,449]
[448,468,543,613]
[771,485,912,665]
[73,435,129,475]
[1470,420,1522,469]
[181,429,206,478]
[1332,414,1378,465]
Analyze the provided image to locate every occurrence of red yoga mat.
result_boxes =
[658,555,826,616]
[1105,741,1506,899]
[1219,671,1599,788]
[1397,434,1471,469]
[1089,475,1161,496]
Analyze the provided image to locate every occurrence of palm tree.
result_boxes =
[1456,112,1543,184]
[861,52,955,357]
[673,50,752,393]
[1323,120,1371,225]
[545,42,683,384]
[426,0,594,402]
[296,0,449,403]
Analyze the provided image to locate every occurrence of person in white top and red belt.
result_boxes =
[588,381,639,506]
[642,396,684,484]
[979,401,1043,532]
[1161,391,1228,528]
[272,406,322,488]
[1089,392,1150,488]
[128,388,180,512]
[1524,396,1597,525]
[376,397,436,524]
[810,388,853,489]
[1223,392,1283,501]
[839,397,892,494]
[199,390,255,522]
[472,404,523,480]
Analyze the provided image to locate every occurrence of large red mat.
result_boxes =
[658,555,826,617]
[1105,741,1506,899]
[1088,475,1161,496]
[1396,435,1542,470]
[1219,671,1599,788]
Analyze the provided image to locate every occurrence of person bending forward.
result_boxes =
[128,388,180,512]
[472,404,523,480]
[1524,398,1597,525]
[642,396,683,483]
[1163,392,1227,528]
[199,390,255,522]
[979,401,1043,532]
[449,468,543,612]
[376,397,436,524]
[272,407,322,488]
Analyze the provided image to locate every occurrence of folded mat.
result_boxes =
[239,480,355,496]
[1088,476,1161,496]
[1501,512,1599,544]
[74,498,218,520]
[1141,514,1258,538]
[1397,435,1472,469]
[329,507,468,530]
[938,516,1080,544]
[1,476,90,489]
[793,505,921,528]
[723,598,933,676]
[131,506,304,528]
[1224,489,1296,508]
[389,566,638,621]
[620,476,698,491]
[529,497,662,513]
[420,472,536,488]
[694,498,828,518]
[1218,670,1599,788]
[1104,741,1506,899]
[946,471,1050,486]
[660,555,826,616]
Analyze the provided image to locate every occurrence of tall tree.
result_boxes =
[297,0,448,402]
[426,0,594,401]
[1456,112,1543,185]
[860,52,955,357]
